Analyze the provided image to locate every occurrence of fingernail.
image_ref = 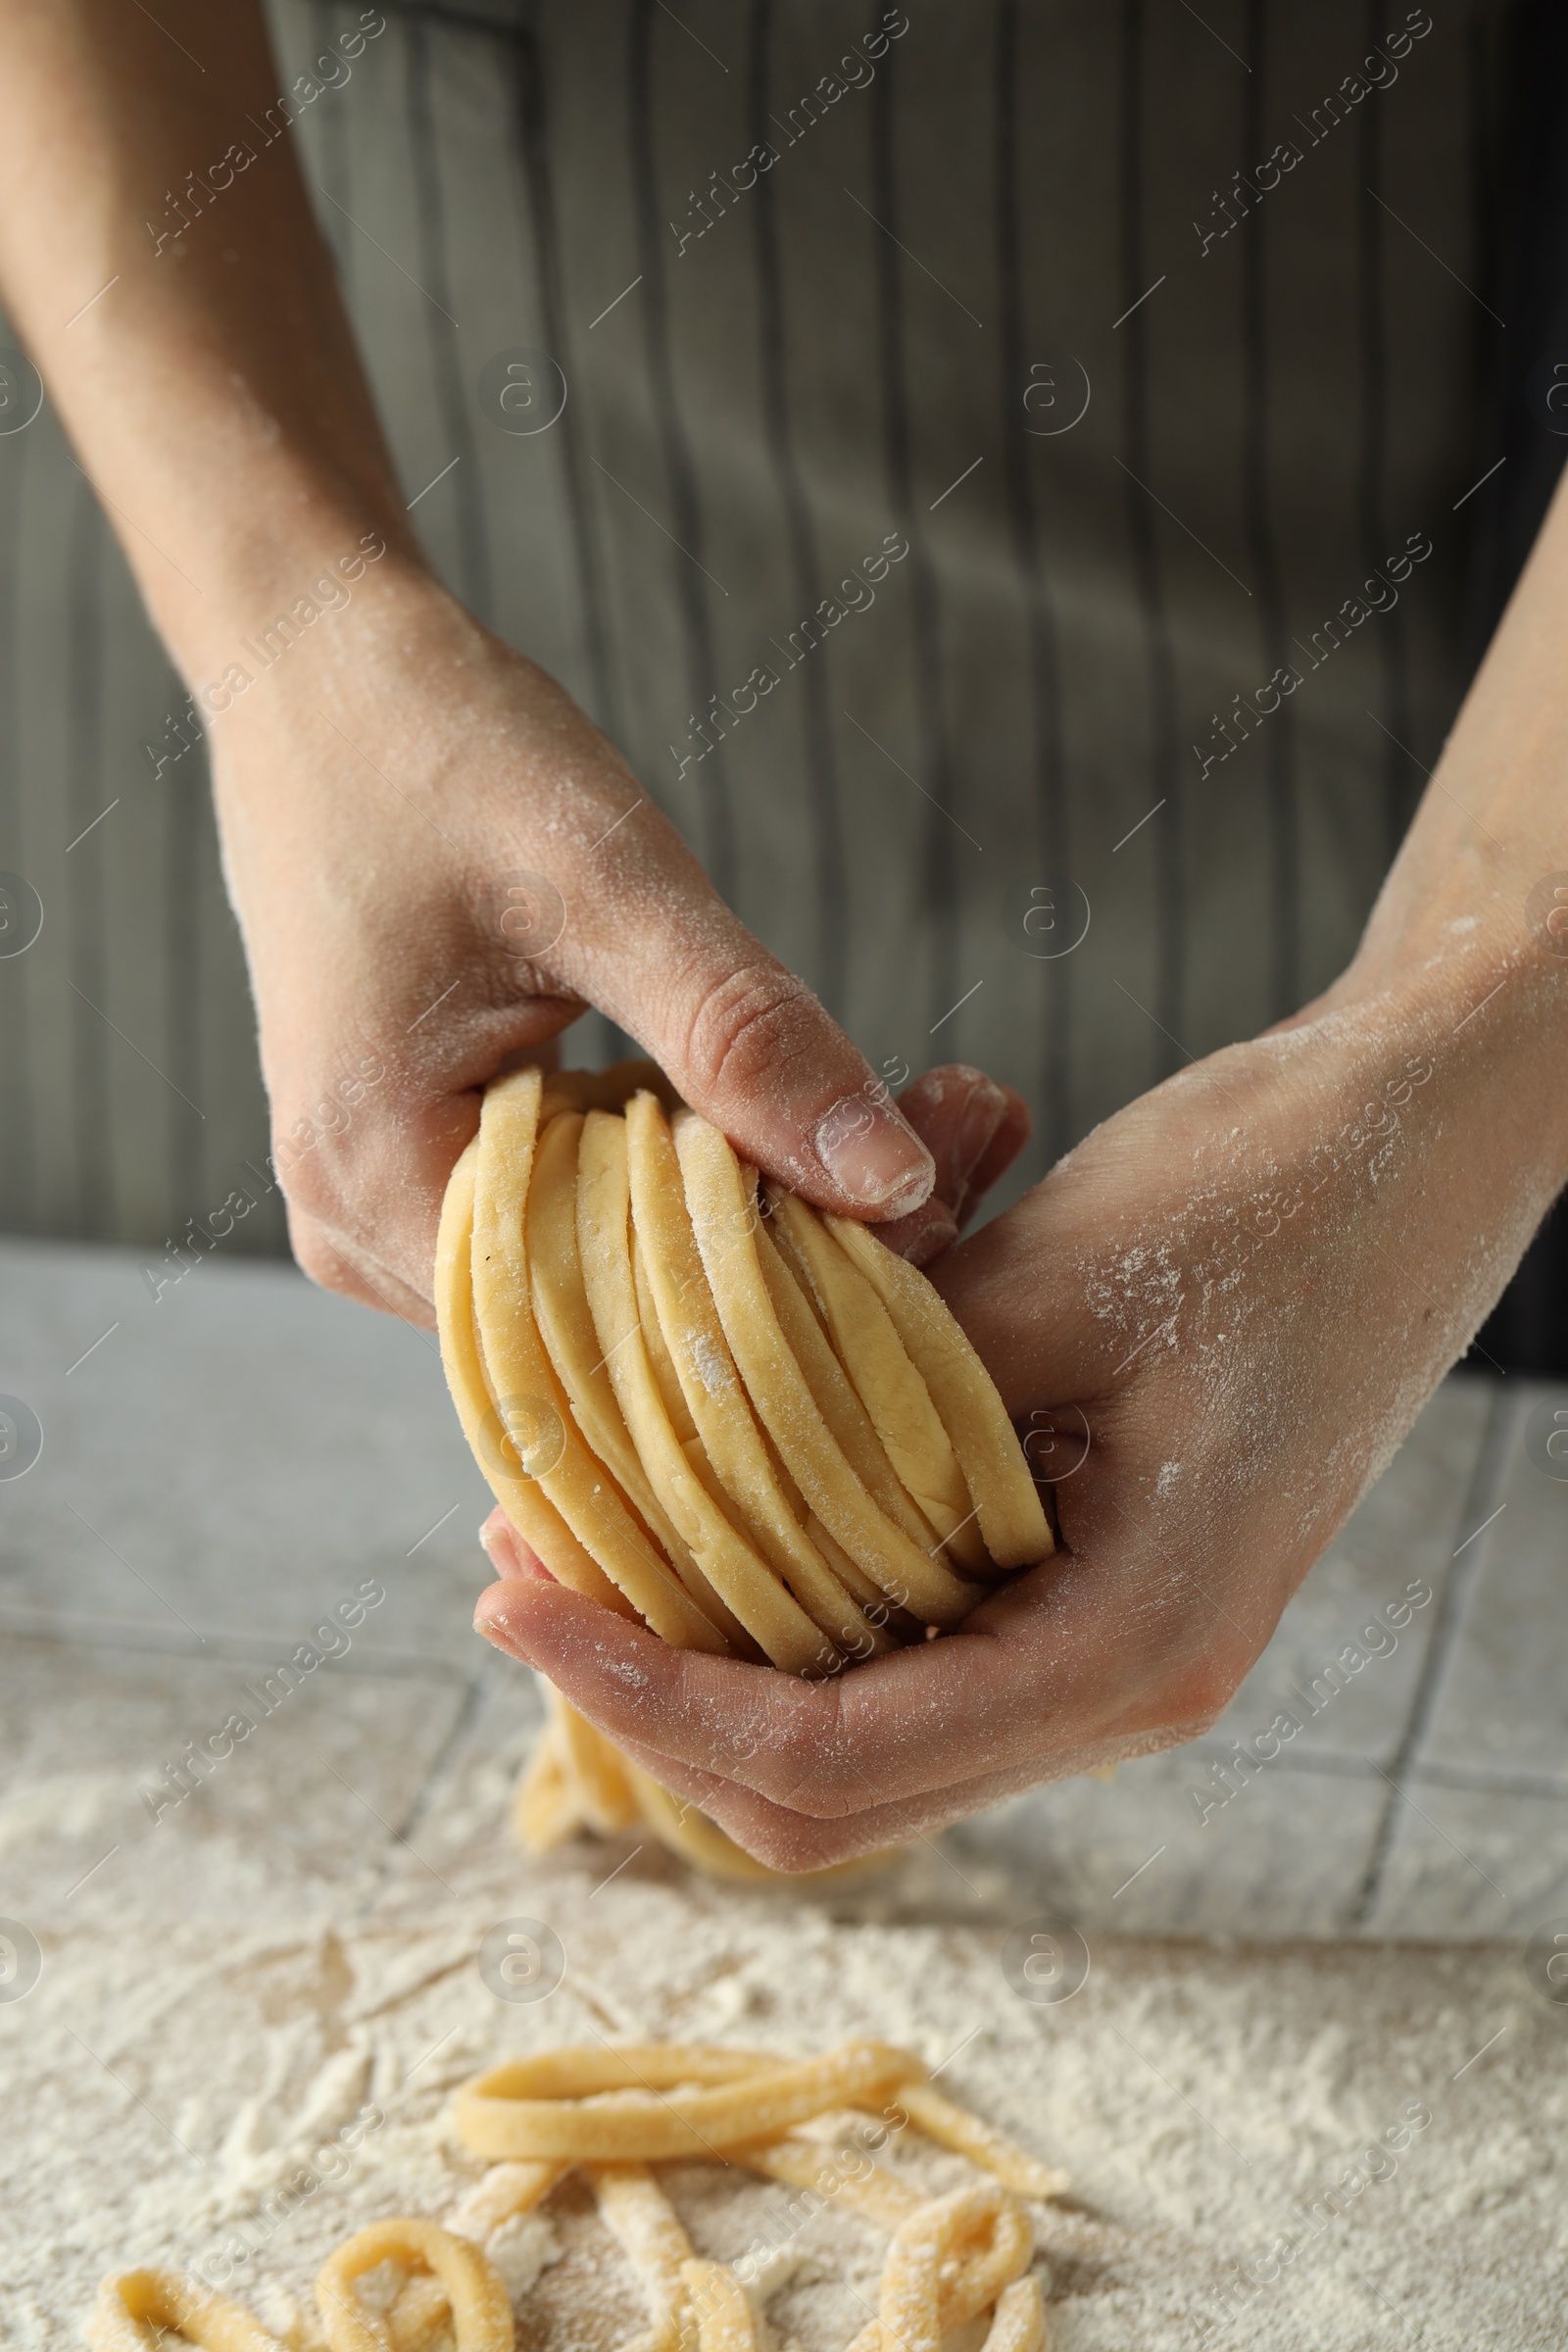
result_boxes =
[901,1211,959,1268]
[953,1075,1008,1185]
[815,1096,934,1212]
[473,1595,534,1652]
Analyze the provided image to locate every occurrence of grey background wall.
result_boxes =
[6,0,1561,1371]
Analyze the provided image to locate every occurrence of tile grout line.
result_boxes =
[1205,1739,1568,1800]
[346,1671,491,1931]
[0,1608,478,1684]
[1347,1381,1519,1930]
[390,1672,490,1848]
[1401,1757,1568,1800]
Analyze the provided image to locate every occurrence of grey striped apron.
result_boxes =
[0,0,1527,1309]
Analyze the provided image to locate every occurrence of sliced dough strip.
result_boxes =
[556,1690,642,1833]
[435,1138,630,1617]
[767,1189,990,1575]
[446,2158,567,2240]
[470,1069,730,1650]
[617,1757,814,1883]
[316,2218,513,2352]
[527,1108,714,1603]
[805,1514,923,1642]
[675,1112,980,1628]
[682,2260,758,2352]
[624,1092,894,1660]
[454,2040,925,2163]
[894,2082,1071,2199]
[88,2271,283,2352]
[756,1221,989,1597]
[588,2162,695,2339]
[850,2185,1035,2352]
[577,1108,838,1676]
[981,2276,1047,2352]
[827,1212,1054,1569]
[757,1223,948,1558]
[743,2133,926,2229]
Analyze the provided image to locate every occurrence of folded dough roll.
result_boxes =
[435,1062,1055,1879]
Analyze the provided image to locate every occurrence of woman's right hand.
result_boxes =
[205,558,941,1322]
[0,1,962,1324]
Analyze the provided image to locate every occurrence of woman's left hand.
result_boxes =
[474,960,1565,1869]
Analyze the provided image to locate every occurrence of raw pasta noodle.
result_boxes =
[823,1214,1052,1571]
[893,2084,1072,2202]
[527,1107,712,1601]
[614,1744,829,1884]
[624,1093,895,1663]
[90,2037,1062,2352]
[847,2186,1036,2352]
[675,1115,979,1628]
[317,2218,514,2352]
[87,2271,283,2352]
[743,2134,927,2230]
[470,1073,729,1651]
[380,2152,572,2348]
[589,2162,698,2339]
[980,2276,1049,2352]
[765,1189,991,1575]
[576,1107,831,1673]
[682,2260,759,2352]
[452,2039,925,2163]
[434,1143,630,1622]
[434,1066,1054,1878]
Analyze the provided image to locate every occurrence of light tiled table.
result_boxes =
[2,1236,1565,1943]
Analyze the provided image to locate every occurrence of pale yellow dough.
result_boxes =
[91,2037,1063,2352]
[435,1065,1055,1878]
[576,1107,827,1672]
[317,2217,514,2352]
[87,2271,284,2352]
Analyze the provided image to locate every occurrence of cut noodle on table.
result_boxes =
[89,2039,1064,2352]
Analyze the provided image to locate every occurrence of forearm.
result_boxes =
[0,0,417,680]
[1330,468,1568,1195]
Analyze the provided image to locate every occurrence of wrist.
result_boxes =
[1319,934,1568,1202]
[168,527,441,735]
[141,441,431,688]
[1319,753,1568,1194]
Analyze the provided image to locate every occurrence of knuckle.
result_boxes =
[753,1686,855,1819]
[269,1123,347,1226]
[682,961,819,1099]
[286,1207,358,1298]
[1161,1646,1246,1733]
[730,1811,850,1876]
[758,1737,836,1816]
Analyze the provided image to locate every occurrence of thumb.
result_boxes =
[925,1159,1111,1416]
[554,818,935,1220]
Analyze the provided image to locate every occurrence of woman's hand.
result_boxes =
[474,957,1568,1868]
[206,564,943,1322]
[0,0,951,1324]
[474,449,1568,1870]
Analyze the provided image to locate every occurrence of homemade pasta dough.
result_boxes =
[434,1065,1053,1876]
[89,2039,1064,2352]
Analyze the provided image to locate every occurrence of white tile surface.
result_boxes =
[3,1239,1564,1940]
[1407,1383,1568,1786]
[1363,1777,1568,1941]
[0,1626,469,1933]
[1205,1377,1492,1767]
[0,1237,494,1662]
[934,1750,1390,1938]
